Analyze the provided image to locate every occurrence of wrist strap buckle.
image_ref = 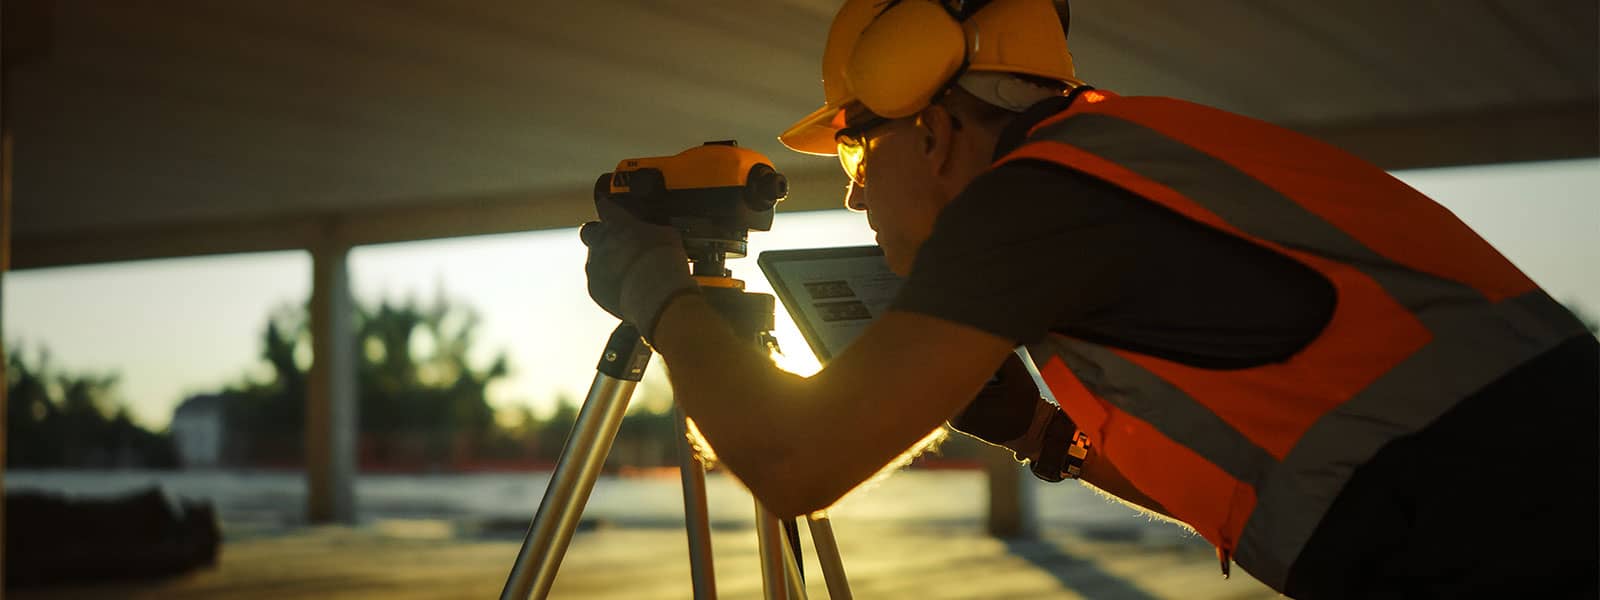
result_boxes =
[1061,430,1091,480]
[1029,411,1091,482]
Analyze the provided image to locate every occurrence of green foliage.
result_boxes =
[355,295,504,438]
[5,346,178,468]
[222,292,513,465]
[534,394,582,460]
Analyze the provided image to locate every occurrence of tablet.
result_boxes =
[757,246,903,363]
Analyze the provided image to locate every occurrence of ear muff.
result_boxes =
[844,0,968,119]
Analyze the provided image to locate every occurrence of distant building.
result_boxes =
[171,394,227,468]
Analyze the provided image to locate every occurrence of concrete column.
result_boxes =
[983,444,1038,539]
[307,241,357,524]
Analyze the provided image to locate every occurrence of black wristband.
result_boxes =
[1029,410,1084,483]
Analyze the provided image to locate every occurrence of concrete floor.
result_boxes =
[9,520,1280,599]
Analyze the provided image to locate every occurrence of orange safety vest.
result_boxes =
[996,90,1587,590]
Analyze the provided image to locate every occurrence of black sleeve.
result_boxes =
[890,160,1336,369]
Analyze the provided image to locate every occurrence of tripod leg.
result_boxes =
[783,519,805,580]
[754,502,790,600]
[779,522,809,600]
[501,324,652,600]
[675,409,717,599]
[807,516,854,600]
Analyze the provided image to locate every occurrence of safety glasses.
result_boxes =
[834,114,893,188]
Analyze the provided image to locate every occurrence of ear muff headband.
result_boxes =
[845,0,971,119]
[844,0,1072,120]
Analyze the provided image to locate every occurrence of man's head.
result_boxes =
[779,0,1080,275]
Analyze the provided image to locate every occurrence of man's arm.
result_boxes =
[651,293,1014,518]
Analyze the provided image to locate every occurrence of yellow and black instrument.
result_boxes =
[595,141,788,275]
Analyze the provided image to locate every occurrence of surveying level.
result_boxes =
[502,142,853,600]
[597,140,788,278]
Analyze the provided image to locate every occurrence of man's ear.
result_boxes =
[915,104,958,176]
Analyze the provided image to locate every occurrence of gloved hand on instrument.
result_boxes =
[948,353,1083,482]
[579,198,700,342]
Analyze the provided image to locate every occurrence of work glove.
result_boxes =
[579,198,700,342]
[949,354,1080,482]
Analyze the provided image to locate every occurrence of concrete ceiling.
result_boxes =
[5,0,1596,269]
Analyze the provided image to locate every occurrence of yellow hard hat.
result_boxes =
[779,0,1081,156]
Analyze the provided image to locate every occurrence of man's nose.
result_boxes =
[845,182,868,212]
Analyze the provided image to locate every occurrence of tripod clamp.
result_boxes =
[597,324,652,381]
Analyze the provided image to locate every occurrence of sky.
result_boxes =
[3,158,1596,429]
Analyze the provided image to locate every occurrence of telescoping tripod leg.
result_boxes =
[501,324,653,600]
[675,407,717,598]
[754,503,791,599]
[808,516,853,600]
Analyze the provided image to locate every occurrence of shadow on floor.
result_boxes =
[1003,537,1162,600]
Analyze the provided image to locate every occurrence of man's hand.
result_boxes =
[579,198,699,341]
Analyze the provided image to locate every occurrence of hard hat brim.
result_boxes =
[779,103,850,156]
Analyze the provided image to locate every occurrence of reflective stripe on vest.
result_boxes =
[1000,93,1588,589]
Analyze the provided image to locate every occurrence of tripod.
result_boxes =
[500,265,854,600]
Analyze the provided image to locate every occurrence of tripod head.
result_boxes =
[594,141,788,279]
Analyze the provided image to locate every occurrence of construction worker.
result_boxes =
[580,0,1598,597]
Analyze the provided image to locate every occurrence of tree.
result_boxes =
[5,346,177,468]
[221,291,510,467]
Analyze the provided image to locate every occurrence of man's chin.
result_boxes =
[881,247,912,277]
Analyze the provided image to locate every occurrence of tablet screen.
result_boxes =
[757,246,903,363]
